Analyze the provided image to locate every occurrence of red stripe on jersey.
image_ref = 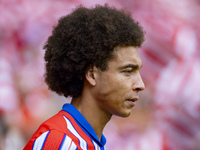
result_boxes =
[60,111,95,150]
[63,128,83,149]
[42,130,64,149]
[24,111,83,150]
[68,140,73,150]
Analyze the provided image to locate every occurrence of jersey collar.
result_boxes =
[62,103,106,147]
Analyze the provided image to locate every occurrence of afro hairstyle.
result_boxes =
[44,4,145,98]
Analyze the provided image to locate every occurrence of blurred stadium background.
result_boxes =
[0,0,200,149]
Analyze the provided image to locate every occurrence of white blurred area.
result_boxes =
[0,0,200,150]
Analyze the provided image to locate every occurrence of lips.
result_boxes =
[127,97,139,102]
[127,97,139,106]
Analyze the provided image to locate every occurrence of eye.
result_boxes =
[125,70,131,73]
[123,70,132,75]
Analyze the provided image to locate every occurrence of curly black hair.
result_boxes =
[44,4,145,98]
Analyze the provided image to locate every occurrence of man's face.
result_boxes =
[94,46,145,117]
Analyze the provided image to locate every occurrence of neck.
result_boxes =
[71,92,112,140]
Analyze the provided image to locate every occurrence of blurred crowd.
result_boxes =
[0,0,200,150]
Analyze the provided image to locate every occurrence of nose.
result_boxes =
[132,73,145,92]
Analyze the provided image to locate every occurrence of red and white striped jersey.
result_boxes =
[23,104,106,150]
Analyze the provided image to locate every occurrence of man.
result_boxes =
[24,4,145,150]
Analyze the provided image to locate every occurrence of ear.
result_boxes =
[85,66,98,86]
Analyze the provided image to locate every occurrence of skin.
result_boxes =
[71,46,145,139]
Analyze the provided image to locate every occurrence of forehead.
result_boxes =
[110,46,142,67]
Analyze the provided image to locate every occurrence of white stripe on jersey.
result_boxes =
[92,141,100,150]
[63,115,87,149]
[69,141,77,150]
[33,131,50,150]
[59,135,73,150]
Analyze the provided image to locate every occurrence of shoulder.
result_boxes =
[23,111,79,150]
[24,130,80,150]
[24,110,103,150]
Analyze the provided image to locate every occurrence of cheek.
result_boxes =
[101,77,118,92]
[97,74,131,100]
[101,80,128,101]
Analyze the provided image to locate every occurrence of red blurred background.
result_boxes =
[0,0,200,149]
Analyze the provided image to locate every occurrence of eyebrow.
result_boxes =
[118,64,142,70]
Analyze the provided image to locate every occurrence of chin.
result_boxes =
[115,112,131,118]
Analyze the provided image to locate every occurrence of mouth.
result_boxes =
[127,97,139,106]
